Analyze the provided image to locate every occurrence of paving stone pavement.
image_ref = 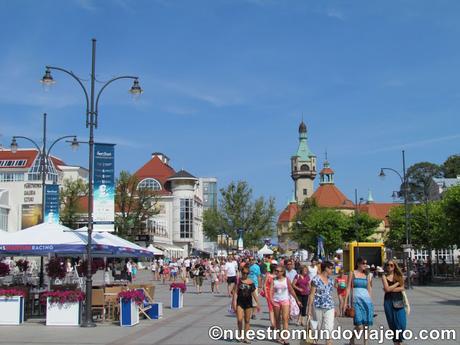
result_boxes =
[0,270,458,345]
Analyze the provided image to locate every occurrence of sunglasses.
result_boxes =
[242,271,249,275]
[388,264,394,267]
[275,270,283,273]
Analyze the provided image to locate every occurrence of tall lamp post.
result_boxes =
[11,112,78,286]
[41,38,143,327]
[353,189,367,259]
[379,149,412,289]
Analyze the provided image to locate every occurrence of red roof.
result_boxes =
[278,202,299,223]
[0,149,66,171]
[320,167,334,175]
[311,184,354,209]
[134,155,176,195]
[359,203,400,226]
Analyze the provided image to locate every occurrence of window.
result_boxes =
[180,198,193,239]
[303,189,307,195]
[0,159,27,167]
[138,178,162,191]
[300,164,309,171]
[0,208,7,231]
[0,172,25,182]
[147,217,168,238]
[28,156,58,183]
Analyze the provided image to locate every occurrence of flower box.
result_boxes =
[147,302,163,319]
[120,298,139,327]
[46,298,81,326]
[170,288,183,309]
[0,296,24,325]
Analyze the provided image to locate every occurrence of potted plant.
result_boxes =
[41,290,85,326]
[169,282,186,309]
[15,259,29,284]
[46,258,66,285]
[0,289,25,325]
[118,290,143,327]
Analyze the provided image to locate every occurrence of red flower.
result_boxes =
[40,291,85,305]
[0,289,26,298]
[46,258,66,280]
[15,259,29,273]
[117,290,145,306]
[0,262,10,277]
[170,282,187,293]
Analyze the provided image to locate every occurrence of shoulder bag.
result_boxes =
[344,272,355,318]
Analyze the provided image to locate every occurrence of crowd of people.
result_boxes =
[146,255,410,345]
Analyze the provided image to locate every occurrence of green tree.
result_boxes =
[292,208,347,255]
[115,171,159,240]
[403,162,442,202]
[60,178,88,229]
[386,202,446,251]
[342,212,380,243]
[441,154,460,178]
[441,185,460,247]
[202,181,276,248]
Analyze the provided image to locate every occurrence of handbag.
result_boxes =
[344,272,355,318]
[392,293,405,309]
[289,295,300,317]
[402,291,410,315]
[300,315,318,345]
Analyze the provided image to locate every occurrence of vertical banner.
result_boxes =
[44,184,60,224]
[237,228,244,251]
[93,143,115,232]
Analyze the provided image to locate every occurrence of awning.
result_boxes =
[156,244,184,253]
[146,244,164,256]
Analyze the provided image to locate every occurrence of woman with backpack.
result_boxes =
[232,266,260,343]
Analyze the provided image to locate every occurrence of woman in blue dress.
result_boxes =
[345,257,374,345]
[382,260,407,344]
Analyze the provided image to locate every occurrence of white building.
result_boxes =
[0,148,88,232]
[133,152,215,257]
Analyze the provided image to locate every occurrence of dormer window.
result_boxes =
[138,178,162,191]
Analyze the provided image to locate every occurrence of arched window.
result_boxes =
[300,164,309,171]
[138,178,162,191]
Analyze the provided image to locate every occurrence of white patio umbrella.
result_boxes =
[146,244,164,256]
[258,244,274,255]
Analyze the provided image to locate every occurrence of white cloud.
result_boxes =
[327,8,345,21]
[365,134,460,154]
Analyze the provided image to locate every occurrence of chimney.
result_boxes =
[151,152,170,165]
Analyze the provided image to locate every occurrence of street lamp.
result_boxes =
[42,38,142,327]
[379,150,412,289]
[11,112,77,286]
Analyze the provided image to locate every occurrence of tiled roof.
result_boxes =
[320,167,334,175]
[0,149,66,171]
[359,202,400,226]
[278,202,299,223]
[168,169,197,180]
[311,184,354,209]
[134,155,176,193]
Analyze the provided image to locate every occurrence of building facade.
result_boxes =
[0,148,88,232]
[133,152,214,257]
[278,121,398,250]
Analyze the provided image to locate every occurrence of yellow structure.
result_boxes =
[342,241,385,272]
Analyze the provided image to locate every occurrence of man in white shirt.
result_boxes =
[308,258,318,281]
[286,260,298,282]
[224,255,238,297]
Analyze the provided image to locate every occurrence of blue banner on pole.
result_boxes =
[316,235,325,260]
[44,184,59,224]
[93,143,115,232]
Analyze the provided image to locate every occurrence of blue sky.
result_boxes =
[1,0,460,211]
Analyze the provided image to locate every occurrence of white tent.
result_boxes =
[76,227,152,257]
[146,244,164,256]
[258,244,274,255]
[0,223,89,255]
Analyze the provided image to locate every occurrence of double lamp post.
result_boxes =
[40,38,143,327]
[11,113,79,287]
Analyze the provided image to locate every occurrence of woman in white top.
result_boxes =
[269,265,302,345]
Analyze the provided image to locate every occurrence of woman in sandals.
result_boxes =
[270,265,302,345]
[232,266,260,343]
[382,260,407,345]
[345,257,374,345]
[307,261,335,345]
